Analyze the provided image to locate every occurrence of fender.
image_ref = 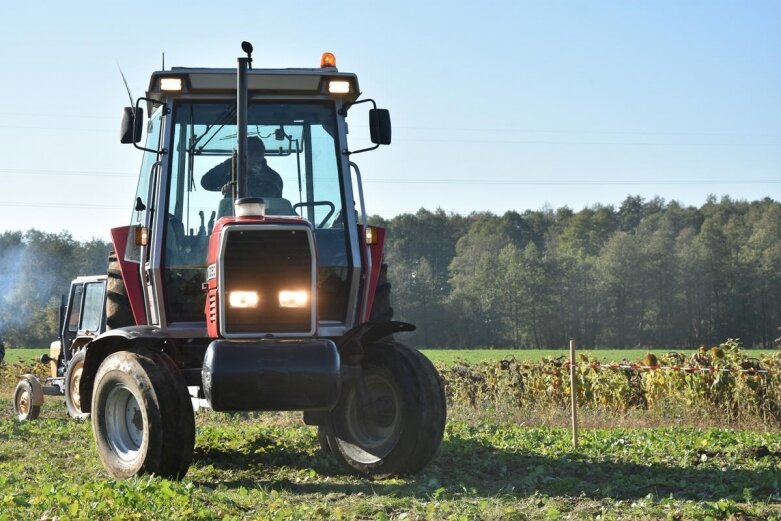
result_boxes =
[71,334,96,351]
[337,320,415,365]
[79,326,172,413]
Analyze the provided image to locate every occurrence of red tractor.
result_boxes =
[79,43,446,480]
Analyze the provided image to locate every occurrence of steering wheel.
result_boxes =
[293,201,336,228]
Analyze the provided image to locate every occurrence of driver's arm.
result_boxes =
[200,159,231,191]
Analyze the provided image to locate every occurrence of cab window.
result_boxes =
[162,101,351,323]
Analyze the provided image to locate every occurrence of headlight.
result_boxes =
[229,291,259,308]
[279,290,308,308]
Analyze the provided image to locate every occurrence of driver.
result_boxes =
[201,136,283,198]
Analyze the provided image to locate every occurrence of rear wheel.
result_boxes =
[106,251,134,330]
[91,349,194,480]
[13,380,41,421]
[323,341,446,476]
[65,349,88,420]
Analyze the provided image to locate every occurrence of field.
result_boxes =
[1,349,780,519]
[2,348,48,365]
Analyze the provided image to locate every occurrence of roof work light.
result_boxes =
[328,80,351,94]
[159,77,183,91]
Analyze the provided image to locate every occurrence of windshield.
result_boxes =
[171,102,343,228]
[163,101,351,323]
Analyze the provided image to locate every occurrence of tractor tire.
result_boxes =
[106,251,134,330]
[369,263,393,322]
[65,349,89,420]
[13,379,41,421]
[323,341,446,477]
[91,349,194,480]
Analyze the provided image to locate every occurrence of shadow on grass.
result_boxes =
[191,433,781,502]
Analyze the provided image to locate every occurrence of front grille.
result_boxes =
[222,227,314,334]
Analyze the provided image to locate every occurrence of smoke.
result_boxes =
[0,232,68,346]
[0,243,26,339]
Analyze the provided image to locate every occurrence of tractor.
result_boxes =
[78,43,446,480]
[13,275,106,421]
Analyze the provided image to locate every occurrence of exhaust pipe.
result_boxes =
[236,42,252,199]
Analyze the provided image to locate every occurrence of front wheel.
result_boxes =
[91,349,194,480]
[65,349,88,420]
[13,379,41,421]
[323,341,446,476]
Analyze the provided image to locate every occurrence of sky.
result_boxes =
[0,0,779,241]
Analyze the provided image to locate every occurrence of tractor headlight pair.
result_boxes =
[228,290,308,309]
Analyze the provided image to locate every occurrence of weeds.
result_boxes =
[441,340,781,427]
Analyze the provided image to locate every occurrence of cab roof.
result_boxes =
[146,67,361,105]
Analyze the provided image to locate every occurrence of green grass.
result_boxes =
[1,351,780,519]
[2,348,48,365]
[422,348,779,365]
[0,397,779,520]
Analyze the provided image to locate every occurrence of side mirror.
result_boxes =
[120,107,144,144]
[369,108,391,145]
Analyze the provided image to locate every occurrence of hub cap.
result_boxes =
[343,374,402,463]
[69,361,84,411]
[17,389,30,416]
[104,385,144,462]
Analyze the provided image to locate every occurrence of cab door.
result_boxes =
[61,283,84,363]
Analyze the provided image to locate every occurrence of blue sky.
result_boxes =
[0,1,779,240]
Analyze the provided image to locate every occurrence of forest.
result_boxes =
[1,195,780,349]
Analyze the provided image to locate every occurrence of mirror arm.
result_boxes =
[345,143,380,156]
[342,98,380,155]
[339,97,376,116]
[133,97,168,155]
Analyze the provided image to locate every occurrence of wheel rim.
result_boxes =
[342,374,403,463]
[104,384,144,462]
[16,388,30,417]
[69,360,84,411]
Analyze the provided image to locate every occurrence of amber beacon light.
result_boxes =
[320,52,337,68]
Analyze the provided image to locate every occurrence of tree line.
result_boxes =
[374,196,781,349]
[1,195,780,348]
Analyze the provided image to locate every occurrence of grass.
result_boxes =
[422,348,779,365]
[1,394,780,519]
[2,348,48,365]
[1,352,780,519]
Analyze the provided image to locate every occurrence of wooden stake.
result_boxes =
[569,338,579,449]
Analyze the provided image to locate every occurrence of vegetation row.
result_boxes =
[440,340,781,426]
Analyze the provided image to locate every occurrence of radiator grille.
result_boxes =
[222,227,313,334]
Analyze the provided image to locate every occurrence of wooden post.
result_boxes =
[569,338,579,449]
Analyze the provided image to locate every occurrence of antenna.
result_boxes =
[162,52,165,71]
[116,62,134,107]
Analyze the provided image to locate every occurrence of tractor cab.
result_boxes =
[119,50,389,336]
